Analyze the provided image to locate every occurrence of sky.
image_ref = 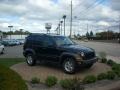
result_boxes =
[0,0,120,35]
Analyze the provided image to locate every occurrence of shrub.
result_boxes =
[45,76,57,87]
[101,58,107,63]
[97,73,107,80]
[60,79,72,89]
[113,70,120,77]
[60,78,84,90]
[99,52,106,59]
[0,64,28,90]
[106,71,116,80]
[83,75,97,84]
[31,77,40,84]
[111,64,120,77]
[107,59,116,66]
[112,64,120,71]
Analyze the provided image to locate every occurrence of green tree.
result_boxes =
[90,31,93,37]
[86,31,89,37]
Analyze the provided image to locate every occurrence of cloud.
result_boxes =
[0,3,28,16]
[109,0,120,11]
[0,0,119,35]
[97,21,110,26]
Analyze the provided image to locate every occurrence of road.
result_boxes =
[0,41,120,59]
[76,40,120,57]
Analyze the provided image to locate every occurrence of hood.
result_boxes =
[62,44,94,53]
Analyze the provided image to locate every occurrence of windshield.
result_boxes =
[53,36,74,46]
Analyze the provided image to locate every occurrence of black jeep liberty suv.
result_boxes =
[23,33,97,74]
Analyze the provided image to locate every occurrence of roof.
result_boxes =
[29,33,64,37]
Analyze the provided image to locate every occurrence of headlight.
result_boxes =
[81,52,85,57]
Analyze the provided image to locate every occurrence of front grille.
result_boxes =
[84,52,95,60]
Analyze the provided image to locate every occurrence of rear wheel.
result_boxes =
[26,54,36,66]
[62,57,76,74]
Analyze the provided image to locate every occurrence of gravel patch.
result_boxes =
[11,62,111,82]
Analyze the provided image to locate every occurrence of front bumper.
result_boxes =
[77,57,98,65]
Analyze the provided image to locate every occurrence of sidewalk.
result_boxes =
[85,79,120,90]
[27,79,120,90]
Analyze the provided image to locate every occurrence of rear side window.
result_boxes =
[25,35,34,44]
[34,35,44,46]
[43,36,54,47]
[26,35,54,47]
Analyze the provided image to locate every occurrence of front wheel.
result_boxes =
[26,54,36,66]
[62,58,76,74]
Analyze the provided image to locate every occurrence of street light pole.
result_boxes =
[74,16,77,37]
[58,23,60,35]
[8,25,13,40]
[20,29,23,39]
[60,21,63,35]
[55,27,59,35]
[63,15,66,36]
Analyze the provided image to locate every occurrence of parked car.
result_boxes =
[0,42,4,54]
[2,40,10,46]
[12,40,20,45]
[17,39,25,44]
[23,34,97,74]
[2,40,16,46]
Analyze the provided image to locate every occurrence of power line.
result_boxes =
[67,0,101,18]
[77,0,105,19]
[72,0,88,11]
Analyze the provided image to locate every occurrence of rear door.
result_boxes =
[42,36,60,63]
[32,35,45,60]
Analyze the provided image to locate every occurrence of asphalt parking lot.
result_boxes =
[0,41,120,59]
[76,40,120,57]
[0,45,24,58]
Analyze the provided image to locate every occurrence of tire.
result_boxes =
[26,54,36,66]
[62,57,76,74]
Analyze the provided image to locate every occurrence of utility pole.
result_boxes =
[8,25,13,40]
[70,0,73,38]
[119,16,120,43]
